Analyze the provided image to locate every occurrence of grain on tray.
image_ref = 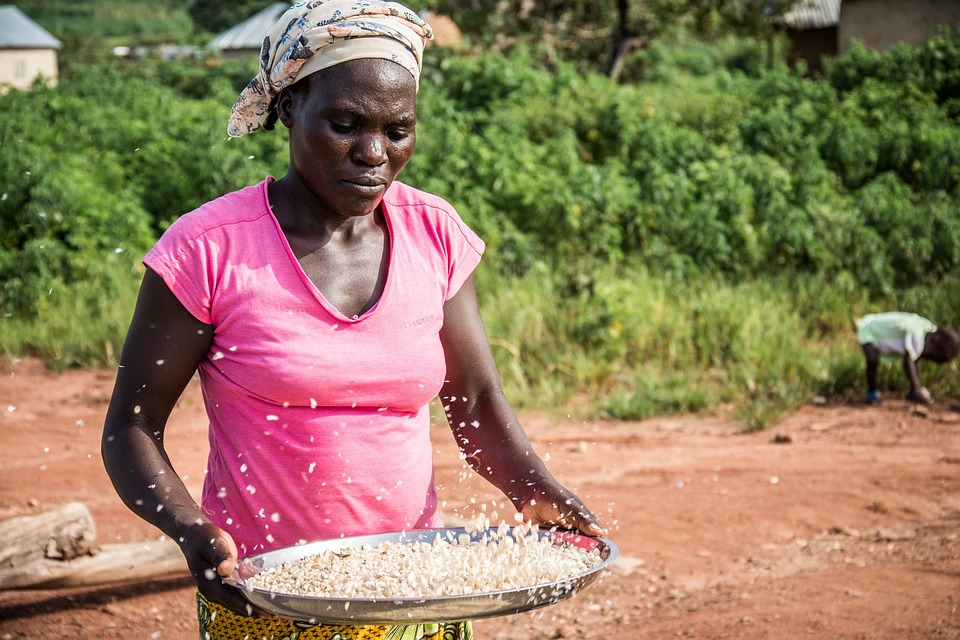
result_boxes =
[243,522,604,599]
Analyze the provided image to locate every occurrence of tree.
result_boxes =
[426,0,801,78]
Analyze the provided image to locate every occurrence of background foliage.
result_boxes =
[4,3,960,429]
[423,0,799,79]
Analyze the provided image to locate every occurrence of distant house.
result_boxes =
[207,2,288,60]
[839,0,960,53]
[0,5,62,91]
[783,0,960,74]
[207,3,462,60]
[422,13,462,48]
[782,0,840,73]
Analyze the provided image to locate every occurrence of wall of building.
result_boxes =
[786,26,839,74]
[840,0,960,53]
[0,48,58,91]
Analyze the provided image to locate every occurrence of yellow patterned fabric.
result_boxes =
[197,593,473,640]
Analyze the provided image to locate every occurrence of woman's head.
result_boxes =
[275,58,417,219]
[924,326,960,363]
[228,0,433,138]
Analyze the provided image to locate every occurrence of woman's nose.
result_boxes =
[353,133,387,165]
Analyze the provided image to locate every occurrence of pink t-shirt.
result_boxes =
[144,178,484,557]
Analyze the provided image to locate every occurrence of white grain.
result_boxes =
[245,523,602,599]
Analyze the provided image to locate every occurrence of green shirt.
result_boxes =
[855,312,936,361]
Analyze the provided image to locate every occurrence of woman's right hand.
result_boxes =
[178,521,265,617]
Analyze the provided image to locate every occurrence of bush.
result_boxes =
[4,33,960,427]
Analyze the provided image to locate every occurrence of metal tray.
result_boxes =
[224,527,618,625]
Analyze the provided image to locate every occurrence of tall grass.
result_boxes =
[0,259,141,371]
[3,255,956,428]
[476,264,959,430]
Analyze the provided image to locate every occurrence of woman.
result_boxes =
[101,2,605,639]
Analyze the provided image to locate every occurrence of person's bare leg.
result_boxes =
[862,344,882,404]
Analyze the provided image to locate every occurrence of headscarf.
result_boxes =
[228,0,434,137]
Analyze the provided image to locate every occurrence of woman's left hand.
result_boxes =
[517,479,606,537]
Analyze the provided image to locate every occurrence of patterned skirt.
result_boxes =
[197,592,473,640]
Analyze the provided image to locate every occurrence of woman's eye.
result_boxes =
[388,129,411,142]
[330,122,354,133]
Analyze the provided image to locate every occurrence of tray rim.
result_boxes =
[224,526,619,624]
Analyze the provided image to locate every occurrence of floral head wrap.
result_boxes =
[228,0,433,137]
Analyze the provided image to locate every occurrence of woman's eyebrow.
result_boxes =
[330,107,416,125]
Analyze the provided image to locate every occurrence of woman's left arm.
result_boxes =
[439,275,605,536]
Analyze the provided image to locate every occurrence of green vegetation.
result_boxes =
[425,0,797,79]
[2,15,959,429]
[25,0,194,42]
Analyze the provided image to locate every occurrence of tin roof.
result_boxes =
[0,5,62,49]
[782,0,841,29]
[208,2,288,52]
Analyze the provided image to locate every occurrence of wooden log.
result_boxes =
[0,502,97,569]
[0,503,188,589]
[0,537,187,589]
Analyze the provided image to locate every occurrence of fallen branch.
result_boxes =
[0,503,187,590]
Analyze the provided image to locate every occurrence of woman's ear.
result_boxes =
[275,88,295,128]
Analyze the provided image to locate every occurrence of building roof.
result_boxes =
[208,2,288,52]
[0,5,62,49]
[208,4,461,54]
[782,0,841,29]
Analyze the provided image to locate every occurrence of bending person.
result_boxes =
[856,311,960,405]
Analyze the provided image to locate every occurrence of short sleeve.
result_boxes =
[141,181,271,326]
[143,215,218,326]
[382,181,485,302]
[904,330,926,361]
[441,206,485,301]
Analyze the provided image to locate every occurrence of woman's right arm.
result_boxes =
[101,267,254,615]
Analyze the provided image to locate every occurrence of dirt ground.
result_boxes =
[1,356,959,639]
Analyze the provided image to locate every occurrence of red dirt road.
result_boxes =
[1,357,959,639]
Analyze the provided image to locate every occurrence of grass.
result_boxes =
[3,254,956,428]
[477,264,957,430]
[0,265,140,371]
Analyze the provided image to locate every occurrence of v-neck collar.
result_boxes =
[261,177,395,323]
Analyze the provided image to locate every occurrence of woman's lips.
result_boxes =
[342,179,386,195]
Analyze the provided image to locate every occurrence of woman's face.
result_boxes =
[278,58,417,219]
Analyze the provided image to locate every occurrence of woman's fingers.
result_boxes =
[215,531,239,577]
[520,486,606,537]
[180,523,267,617]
